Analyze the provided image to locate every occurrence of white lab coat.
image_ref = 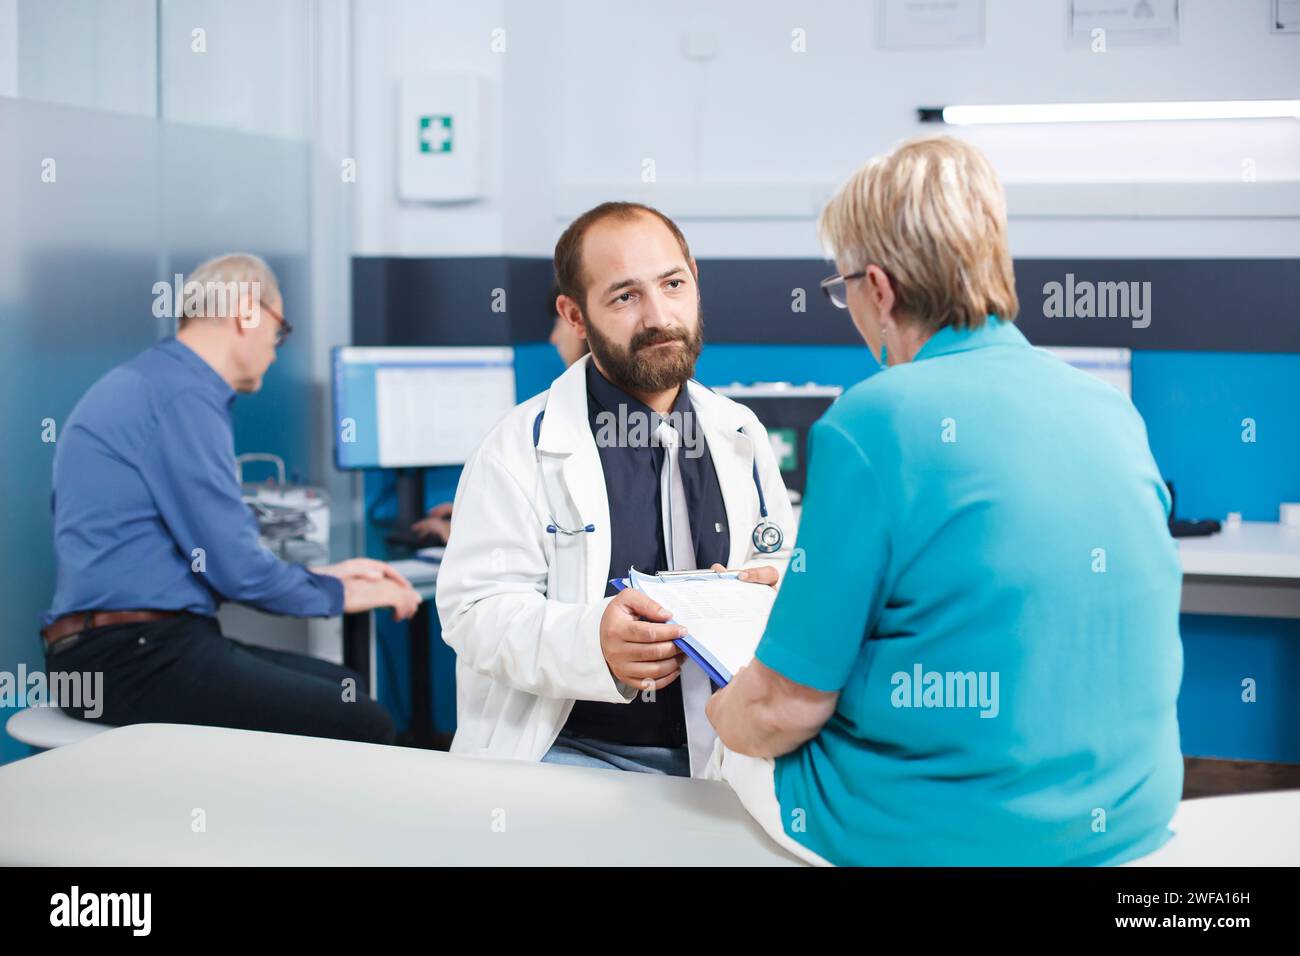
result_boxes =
[436,354,795,777]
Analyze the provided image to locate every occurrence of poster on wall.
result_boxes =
[1273,0,1300,32]
[1068,0,1180,48]
[877,0,986,49]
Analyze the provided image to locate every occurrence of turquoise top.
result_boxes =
[755,317,1183,866]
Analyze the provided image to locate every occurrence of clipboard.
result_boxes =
[610,567,746,686]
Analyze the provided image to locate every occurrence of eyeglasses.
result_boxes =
[819,271,866,310]
[258,302,293,347]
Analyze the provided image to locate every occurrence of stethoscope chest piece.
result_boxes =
[752,520,784,554]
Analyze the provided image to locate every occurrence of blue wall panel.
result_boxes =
[1178,614,1300,761]
[1133,350,1300,760]
[1133,351,1300,523]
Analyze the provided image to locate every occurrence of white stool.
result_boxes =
[5,707,115,751]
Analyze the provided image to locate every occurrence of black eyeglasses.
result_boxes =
[259,302,293,347]
[819,271,866,310]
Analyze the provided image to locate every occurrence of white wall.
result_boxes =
[350,0,508,256]
[349,0,1300,261]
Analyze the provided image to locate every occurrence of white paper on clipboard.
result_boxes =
[629,568,777,684]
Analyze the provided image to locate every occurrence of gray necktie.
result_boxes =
[656,419,694,571]
[656,417,716,774]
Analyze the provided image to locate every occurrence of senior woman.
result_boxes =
[705,135,1183,866]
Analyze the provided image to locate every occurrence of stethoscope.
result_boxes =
[532,408,784,554]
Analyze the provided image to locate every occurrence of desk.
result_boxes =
[0,724,800,866]
[1178,521,1300,619]
[343,576,440,748]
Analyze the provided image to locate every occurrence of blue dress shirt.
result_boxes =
[43,337,343,627]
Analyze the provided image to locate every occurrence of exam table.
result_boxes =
[0,724,798,865]
[0,723,1294,866]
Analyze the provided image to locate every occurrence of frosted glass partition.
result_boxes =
[160,0,312,139]
[0,94,316,764]
[0,101,164,767]
[15,0,157,116]
[158,121,315,476]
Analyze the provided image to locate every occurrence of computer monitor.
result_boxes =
[332,346,516,470]
[713,383,843,499]
[1038,346,1132,397]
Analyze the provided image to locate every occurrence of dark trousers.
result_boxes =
[45,612,395,745]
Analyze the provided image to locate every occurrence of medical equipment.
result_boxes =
[532,409,596,536]
[236,453,330,563]
[222,454,340,676]
[531,407,783,551]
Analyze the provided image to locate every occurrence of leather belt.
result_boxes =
[41,610,182,649]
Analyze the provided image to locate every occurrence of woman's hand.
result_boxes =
[709,563,779,587]
[707,658,840,759]
[704,674,736,734]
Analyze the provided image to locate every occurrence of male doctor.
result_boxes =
[436,202,793,777]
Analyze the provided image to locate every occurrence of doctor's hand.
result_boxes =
[710,563,779,588]
[599,589,688,692]
[340,576,422,622]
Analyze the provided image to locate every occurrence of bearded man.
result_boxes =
[435,202,793,778]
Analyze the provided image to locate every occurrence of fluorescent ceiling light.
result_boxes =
[918,100,1300,125]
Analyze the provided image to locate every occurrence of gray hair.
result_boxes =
[178,253,280,329]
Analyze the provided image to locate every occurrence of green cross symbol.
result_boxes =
[419,115,453,153]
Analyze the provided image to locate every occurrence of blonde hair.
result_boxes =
[818,135,1018,332]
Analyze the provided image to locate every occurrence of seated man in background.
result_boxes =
[41,253,419,745]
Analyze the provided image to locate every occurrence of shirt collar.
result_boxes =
[158,336,237,407]
[585,359,692,425]
[912,315,1029,363]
